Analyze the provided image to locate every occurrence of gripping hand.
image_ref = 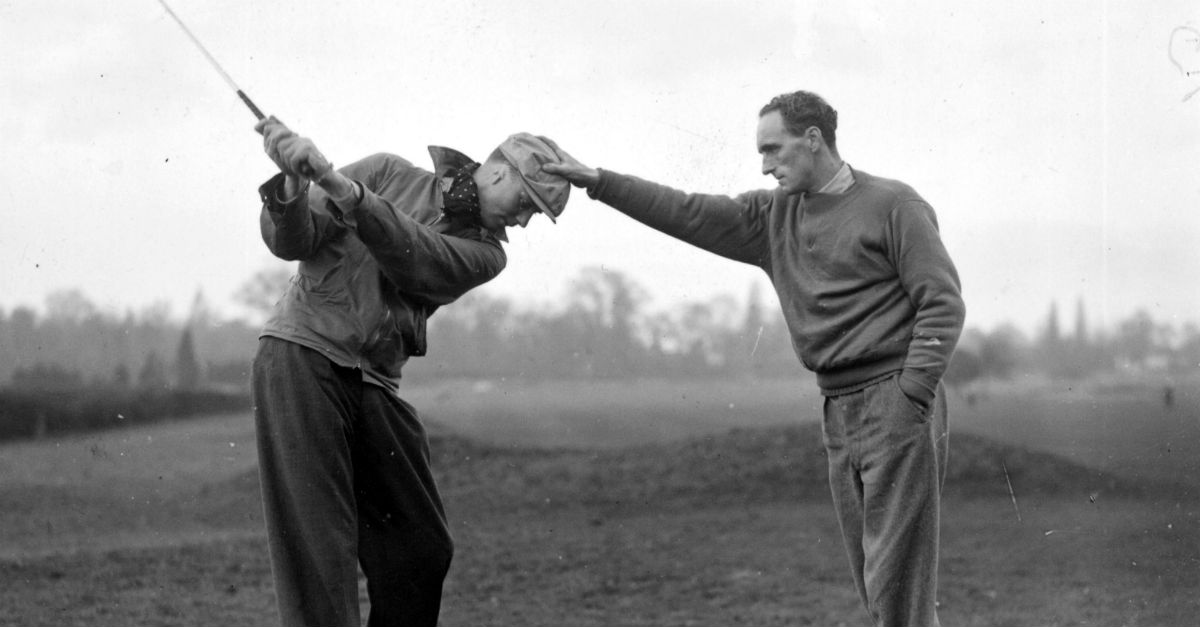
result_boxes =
[255,116,332,181]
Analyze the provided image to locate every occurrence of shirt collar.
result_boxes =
[816,162,854,194]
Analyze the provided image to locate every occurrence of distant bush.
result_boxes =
[0,387,250,442]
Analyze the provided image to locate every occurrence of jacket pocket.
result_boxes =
[364,296,428,368]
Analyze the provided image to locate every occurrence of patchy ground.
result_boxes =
[2,405,1198,627]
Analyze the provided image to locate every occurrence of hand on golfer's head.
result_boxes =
[540,149,599,189]
[256,116,332,181]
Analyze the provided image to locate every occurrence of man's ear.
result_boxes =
[805,127,823,152]
[486,162,508,184]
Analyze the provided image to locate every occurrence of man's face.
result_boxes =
[757,110,817,195]
[477,163,537,233]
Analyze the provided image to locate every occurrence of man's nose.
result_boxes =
[516,211,533,228]
[761,157,773,175]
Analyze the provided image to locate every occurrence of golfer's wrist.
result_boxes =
[277,176,309,205]
[318,171,361,208]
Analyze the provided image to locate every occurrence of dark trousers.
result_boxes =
[822,374,949,627]
[251,337,452,627]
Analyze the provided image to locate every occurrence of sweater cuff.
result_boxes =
[587,168,614,201]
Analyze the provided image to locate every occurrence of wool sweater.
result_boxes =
[589,167,965,403]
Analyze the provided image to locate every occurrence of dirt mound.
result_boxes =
[191,424,1149,524]
[942,431,1141,500]
[429,423,1147,513]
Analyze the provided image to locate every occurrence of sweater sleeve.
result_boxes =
[590,169,773,268]
[888,200,966,405]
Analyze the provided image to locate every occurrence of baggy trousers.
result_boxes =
[251,337,453,627]
[822,374,949,627]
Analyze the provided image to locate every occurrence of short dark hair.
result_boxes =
[486,147,520,177]
[760,90,838,151]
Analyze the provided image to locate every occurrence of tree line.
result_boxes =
[2,268,1198,393]
[0,289,259,392]
[946,298,1200,385]
[0,267,803,392]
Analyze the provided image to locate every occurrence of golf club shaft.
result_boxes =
[157,0,326,179]
[156,0,265,121]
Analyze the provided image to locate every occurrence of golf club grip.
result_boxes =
[238,90,266,120]
[251,107,318,179]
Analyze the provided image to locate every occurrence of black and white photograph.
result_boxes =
[1,1,1197,625]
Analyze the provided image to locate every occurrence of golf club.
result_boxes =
[156,0,265,121]
[156,0,325,178]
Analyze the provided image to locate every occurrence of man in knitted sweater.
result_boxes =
[544,90,965,626]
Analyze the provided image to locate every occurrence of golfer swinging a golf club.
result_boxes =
[153,2,575,623]
[251,116,571,627]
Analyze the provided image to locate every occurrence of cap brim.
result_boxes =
[517,177,557,224]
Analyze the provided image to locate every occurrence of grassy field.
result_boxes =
[951,377,1200,490]
[1,376,1198,626]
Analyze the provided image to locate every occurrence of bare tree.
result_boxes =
[234,265,295,322]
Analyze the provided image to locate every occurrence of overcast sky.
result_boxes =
[2,0,1198,335]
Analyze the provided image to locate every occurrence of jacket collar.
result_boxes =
[426,146,508,242]
[427,145,477,178]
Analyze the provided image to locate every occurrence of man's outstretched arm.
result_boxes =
[543,147,773,268]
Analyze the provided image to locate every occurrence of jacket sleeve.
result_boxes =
[337,163,507,307]
[354,202,506,306]
[889,200,966,404]
[257,173,337,261]
[589,169,772,268]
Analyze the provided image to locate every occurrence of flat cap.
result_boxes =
[497,133,570,223]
